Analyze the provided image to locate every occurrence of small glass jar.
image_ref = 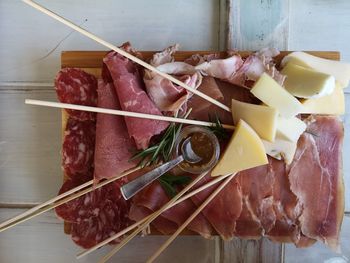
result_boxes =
[173,125,220,174]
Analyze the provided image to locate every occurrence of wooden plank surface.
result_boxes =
[0,209,219,263]
[0,0,222,82]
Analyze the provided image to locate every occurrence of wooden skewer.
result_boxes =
[25,99,235,130]
[98,171,210,263]
[77,172,233,259]
[147,173,236,263]
[22,0,231,113]
[0,167,141,233]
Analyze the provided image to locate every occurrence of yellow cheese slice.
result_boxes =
[231,99,278,142]
[301,83,345,115]
[211,120,268,177]
[281,52,350,87]
[281,63,335,98]
[250,73,304,118]
[276,116,306,142]
[262,137,297,165]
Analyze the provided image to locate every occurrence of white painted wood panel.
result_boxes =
[0,0,221,82]
[228,0,290,50]
[0,209,218,263]
[0,87,61,204]
[289,0,350,68]
[284,215,350,263]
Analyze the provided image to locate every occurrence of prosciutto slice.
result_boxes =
[104,50,169,149]
[228,48,285,87]
[191,174,242,240]
[288,116,344,251]
[94,79,137,181]
[130,180,214,238]
[143,44,202,112]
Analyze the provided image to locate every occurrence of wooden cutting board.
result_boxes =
[60,50,340,235]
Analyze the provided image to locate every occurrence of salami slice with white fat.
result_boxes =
[55,68,98,121]
[55,172,130,249]
[62,118,95,177]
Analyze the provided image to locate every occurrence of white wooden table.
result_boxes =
[0,0,349,262]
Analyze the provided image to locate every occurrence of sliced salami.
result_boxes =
[55,172,130,249]
[55,68,98,121]
[62,118,96,177]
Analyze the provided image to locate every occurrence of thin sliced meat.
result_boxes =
[128,204,179,235]
[234,163,275,237]
[94,79,137,181]
[144,44,201,112]
[191,174,242,240]
[288,116,344,251]
[195,55,244,80]
[131,179,214,238]
[55,173,130,249]
[104,51,169,149]
[55,68,97,121]
[228,48,285,88]
[62,118,95,177]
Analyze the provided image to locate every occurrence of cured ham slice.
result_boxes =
[94,79,137,181]
[55,172,130,249]
[143,44,202,112]
[55,68,97,121]
[104,50,169,149]
[130,180,214,238]
[234,164,275,238]
[228,48,285,87]
[191,174,242,240]
[288,116,344,251]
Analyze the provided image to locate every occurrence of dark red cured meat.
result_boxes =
[94,79,137,181]
[55,172,130,249]
[103,51,169,150]
[55,170,93,222]
[55,68,97,121]
[62,118,95,177]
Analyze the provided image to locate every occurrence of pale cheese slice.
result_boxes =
[281,52,350,87]
[211,120,268,177]
[250,73,304,118]
[276,116,306,142]
[231,99,278,142]
[301,83,345,115]
[281,63,335,98]
[262,137,297,165]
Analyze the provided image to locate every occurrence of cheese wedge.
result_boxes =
[262,137,297,165]
[276,116,306,142]
[231,99,278,142]
[250,73,304,118]
[281,63,335,98]
[211,120,268,177]
[301,83,345,115]
[281,52,350,87]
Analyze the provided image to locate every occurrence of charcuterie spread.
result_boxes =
[54,43,347,252]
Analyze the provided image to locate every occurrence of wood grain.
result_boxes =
[61,50,340,68]
[0,209,218,263]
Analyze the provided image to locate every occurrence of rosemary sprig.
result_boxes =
[158,173,192,198]
[130,109,192,168]
[208,114,231,141]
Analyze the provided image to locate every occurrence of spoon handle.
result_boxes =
[120,155,184,200]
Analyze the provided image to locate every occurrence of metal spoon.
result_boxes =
[120,137,202,200]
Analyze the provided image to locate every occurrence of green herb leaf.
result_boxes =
[158,173,192,198]
[130,108,192,168]
[208,114,231,141]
